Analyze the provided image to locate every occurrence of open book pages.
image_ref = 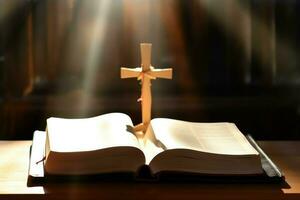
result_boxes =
[45,113,145,175]
[142,118,262,174]
[44,113,263,175]
[46,113,140,152]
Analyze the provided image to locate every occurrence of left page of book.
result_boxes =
[46,113,140,152]
[45,113,145,175]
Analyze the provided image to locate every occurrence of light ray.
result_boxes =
[78,0,112,114]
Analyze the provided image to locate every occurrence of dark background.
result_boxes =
[1,0,300,140]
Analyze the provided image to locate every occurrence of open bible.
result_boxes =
[29,112,284,182]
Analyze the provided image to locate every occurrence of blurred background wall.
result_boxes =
[0,0,300,139]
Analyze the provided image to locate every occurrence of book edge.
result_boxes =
[27,132,285,185]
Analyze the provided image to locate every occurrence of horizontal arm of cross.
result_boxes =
[148,68,173,79]
[121,67,142,79]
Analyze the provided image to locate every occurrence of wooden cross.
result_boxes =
[121,43,173,133]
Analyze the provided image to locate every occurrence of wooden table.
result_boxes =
[0,141,299,200]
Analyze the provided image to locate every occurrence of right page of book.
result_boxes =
[143,118,263,175]
[149,118,258,156]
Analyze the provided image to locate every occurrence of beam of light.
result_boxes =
[78,0,112,114]
[198,0,299,85]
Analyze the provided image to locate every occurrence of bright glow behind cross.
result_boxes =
[121,43,173,133]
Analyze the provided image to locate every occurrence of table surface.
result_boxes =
[0,140,300,200]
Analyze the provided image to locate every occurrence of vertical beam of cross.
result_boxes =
[121,43,173,133]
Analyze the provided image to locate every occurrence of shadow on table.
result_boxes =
[26,174,292,200]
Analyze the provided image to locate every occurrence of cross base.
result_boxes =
[133,122,149,133]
